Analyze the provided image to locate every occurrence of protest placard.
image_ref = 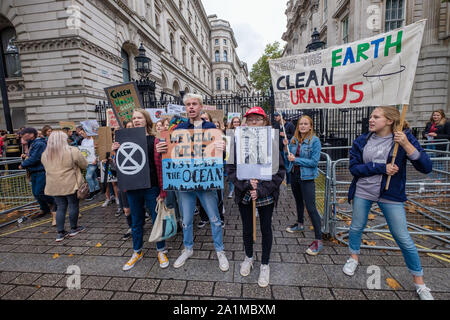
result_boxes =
[114,127,150,191]
[235,126,275,181]
[269,20,426,109]
[106,108,120,129]
[95,127,113,161]
[104,82,143,128]
[203,105,216,110]
[145,108,166,123]
[161,128,224,191]
[59,121,76,130]
[80,120,99,136]
[167,104,186,115]
[227,112,241,122]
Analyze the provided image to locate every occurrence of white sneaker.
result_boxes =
[417,286,434,300]
[115,198,120,205]
[343,257,359,276]
[258,264,270,287]
[157,251,170,269]
[102,199,111,207]
[217,251,229,272]
[173,248,193,268]
[122,251,143,271]
[240,256,253,277]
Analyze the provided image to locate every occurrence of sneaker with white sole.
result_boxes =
[122,251,143,271]
[197,220,209,228]
[68,226,85,237]
[258,264,270,287]
[286,223,304,233]
[174,248,194,268]
[417,286,434,300]
[217,251,229,272]
[122,228,132,240]
[115,198,120,205]
[102,199,111,207]
[240,256,253,277]
[158,251,169,269]
[343,257,359,276]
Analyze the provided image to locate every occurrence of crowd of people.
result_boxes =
[2,97,448,300]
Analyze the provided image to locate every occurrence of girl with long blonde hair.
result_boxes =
[42,130,88,241]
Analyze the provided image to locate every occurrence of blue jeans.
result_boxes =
[127,186,164,252]
[282,152,291,184]
[31,171,54,213]
[178,190,224,252]
[350,196,423,276]
[86,164,100,192]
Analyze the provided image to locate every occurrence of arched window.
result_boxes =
[1,27,21,78]
[121,48,130,82]
[169,33,175,55]
[224,77,229,90]
[215,50,220,62]
[216,77,221,90]
[223,50,228,62]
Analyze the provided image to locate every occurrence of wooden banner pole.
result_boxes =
[385,104,408,190]
[279,112,292,157]
[253,199,257,243]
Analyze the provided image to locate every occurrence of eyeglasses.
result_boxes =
[246,117,264,123]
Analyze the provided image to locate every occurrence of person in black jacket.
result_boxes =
[227,106,285,288]
[19,127,55,218]
[422,109,450,151]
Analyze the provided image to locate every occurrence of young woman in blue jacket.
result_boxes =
[344,106,434,300]
[284,115,323,256]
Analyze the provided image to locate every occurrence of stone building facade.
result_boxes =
[0,0,251,130]
[282,0,450,127]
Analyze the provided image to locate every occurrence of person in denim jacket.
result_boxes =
[343,106,434,300]
[283,116,323,256]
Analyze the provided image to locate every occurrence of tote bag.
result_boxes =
[148,198,177,242]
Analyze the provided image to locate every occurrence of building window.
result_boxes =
[215,39,219,45]
[216,77,221,90]
[342,17,349,43]
[1,27,21,78]
[224,77,229,90]
[182,46,186,65]
[223,50,228,62]
[121,48,130,82]
[223,39,227,45]
[323,0,328,19]
[179,0,183,11]
[170,33,175,55]
[215,50,220,62]
[385,0,405,31]
[191,56,194,72]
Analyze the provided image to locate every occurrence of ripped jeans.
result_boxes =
[177,190,224,252]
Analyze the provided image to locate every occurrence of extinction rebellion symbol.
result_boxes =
[116,142,146,175]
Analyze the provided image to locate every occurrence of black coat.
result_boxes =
[226,151,285,206]
[422,121,450,151]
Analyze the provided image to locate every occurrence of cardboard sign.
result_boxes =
[78,146,96,163]
[161,128,224,191]
[59,121,76,131]
[203,105,216,110]
[104,82,143,128]
[269,20,426,109]
[95,127,113,161]
[106,108,120,129]
[114,127,150,191]
[80,120,99,136]
[145,108,166,123]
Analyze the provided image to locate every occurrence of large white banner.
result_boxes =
[269,20,426,109]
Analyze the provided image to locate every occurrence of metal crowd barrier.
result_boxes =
[327,154,450,254]
[0,158,39,227]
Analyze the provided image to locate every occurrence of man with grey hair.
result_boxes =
[156,93,229,272]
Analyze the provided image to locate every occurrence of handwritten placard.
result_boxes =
[104,82,143,128]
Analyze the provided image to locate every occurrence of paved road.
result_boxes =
[0,186,449,300]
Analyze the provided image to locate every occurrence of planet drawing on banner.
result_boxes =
[116,142,146,176]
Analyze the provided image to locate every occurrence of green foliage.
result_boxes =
[249,42,283,93]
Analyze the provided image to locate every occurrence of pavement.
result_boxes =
[0,186,449,301]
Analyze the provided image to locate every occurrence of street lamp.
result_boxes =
[134,43,151,79]
[306,28,325,53]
